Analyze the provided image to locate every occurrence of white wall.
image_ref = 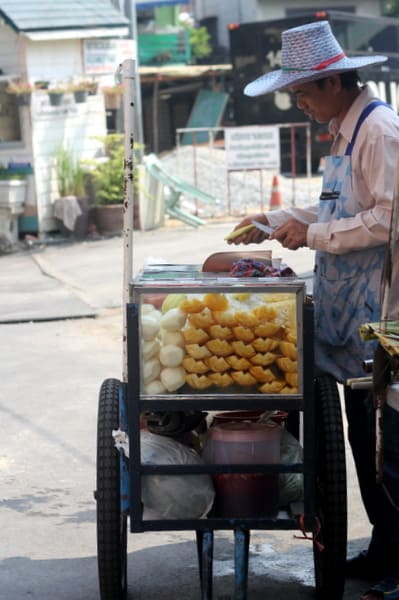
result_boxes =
[30,92,107,233]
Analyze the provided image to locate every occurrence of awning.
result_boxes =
[136,1,190,8]
[24,27,129,41]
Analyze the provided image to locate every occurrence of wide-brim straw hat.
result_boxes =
[244,20,387,97]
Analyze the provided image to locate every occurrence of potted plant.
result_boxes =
[101,84,124,110]
[5,80,34,106]
[54,146,89,239]
[69,80,95,103]
[47,86,66,106]
[86,134,140,234]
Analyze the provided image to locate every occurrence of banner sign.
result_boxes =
[83,39,136,74]
[225,125,280,171]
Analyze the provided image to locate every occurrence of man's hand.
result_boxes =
[226,213,270,245]
[270,218,308,250]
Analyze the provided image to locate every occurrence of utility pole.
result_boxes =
[124,0,144,157]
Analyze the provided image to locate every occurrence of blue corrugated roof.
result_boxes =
[0,0,129,33]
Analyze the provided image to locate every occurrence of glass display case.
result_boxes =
[129,265,308,410]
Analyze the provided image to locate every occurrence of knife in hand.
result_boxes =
[251,221,275,236]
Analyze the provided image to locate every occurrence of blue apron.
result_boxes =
[313,101,389,383]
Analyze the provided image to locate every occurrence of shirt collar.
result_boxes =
[329,85,377,142]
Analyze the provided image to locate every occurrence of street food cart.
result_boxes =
[95,60,348,600]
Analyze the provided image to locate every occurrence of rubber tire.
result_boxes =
[96,378,127,600]
[313,374,347,600]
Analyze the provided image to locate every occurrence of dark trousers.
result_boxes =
[344,386,399,577]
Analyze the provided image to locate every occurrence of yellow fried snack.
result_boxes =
[276,357,298,373]
[182,357,209,374]
[205,356,230,372]
[285,372,298,387]
[252,337,279,353]
[258,380,286,394]
[203,293,229,311]
[185,343,212,360]
[212,310,236,327]
[254,323,281,337]
[252,305,278,321]
[249,366,276,383]
[179,298,205,313]
[233,311,258,328]
[250,352,277,366]
[231,340,256,358]
[231,292,250,302]
[284,328,298,344]
[279,341,297,360]
[230,370,257,387]
[232,326,255,343]
[280,385,299,394]
[206,339,233,357]
[188,307,214,328]
[186,373,212,390]
[182,328,209,345]
[225,355,252,370]
[209,324,233,340]
[208,372,234,387]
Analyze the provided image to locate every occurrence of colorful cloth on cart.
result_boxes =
[313,101,390,383]
[229,258,295,278]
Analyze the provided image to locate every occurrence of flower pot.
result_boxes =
[103,93,122,110]
[17,93,31,106]
[95,204,124,235]
[48,92,64,107]
[73,90,88,103]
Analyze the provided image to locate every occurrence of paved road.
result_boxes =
[0,222,372,599]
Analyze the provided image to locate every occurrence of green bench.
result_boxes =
[142,153,219,227]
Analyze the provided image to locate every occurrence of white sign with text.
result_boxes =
[225,125,280,171]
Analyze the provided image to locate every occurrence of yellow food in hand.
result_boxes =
[182,357,209,374]
[249,366,275,383]
[209,324,233,340]
[186,373,212,390]
[205,356,230,372]
[206,339,233,357]
[224,223,254,240]
[182,328,209,345]
[230,370,257,386]
[203,293,229,311]
[258,380,286,394]
[208,372,233,387]
[225,355,252,370]
[231,340,256,358]
[232,326,255,342]
[250,352,277,366]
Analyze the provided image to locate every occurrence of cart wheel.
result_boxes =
[96,378,127,600]
[313,374,347,600]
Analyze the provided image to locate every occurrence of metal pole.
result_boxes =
[124,0,144,159]
[122,59,135,383]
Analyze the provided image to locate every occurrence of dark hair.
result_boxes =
[315,70,361,90]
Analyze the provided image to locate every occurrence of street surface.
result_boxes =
[0,221,374,599]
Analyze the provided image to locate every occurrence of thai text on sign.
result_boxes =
[225,126,280,171]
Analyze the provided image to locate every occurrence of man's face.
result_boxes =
[289,78,340,123]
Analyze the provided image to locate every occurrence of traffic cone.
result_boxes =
[269,175,283,210]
